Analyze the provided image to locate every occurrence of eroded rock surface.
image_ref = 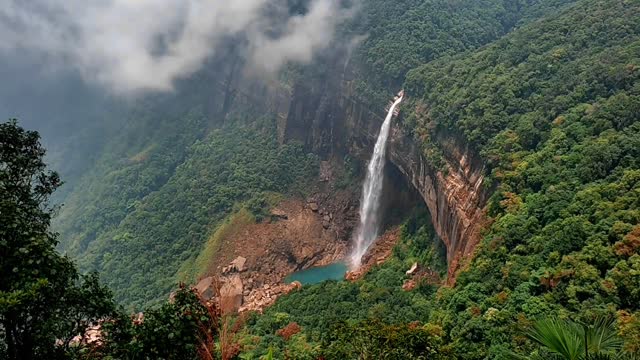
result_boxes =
[388,127,488,283]
[207,53,488,285]
[239,281,302,313]
[346,227,401,281]
[220,275,243,314]
[195,276,216,300]
[198,164,362,313]
[278,76,489,284]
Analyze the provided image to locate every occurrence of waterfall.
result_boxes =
[350,95,403,268]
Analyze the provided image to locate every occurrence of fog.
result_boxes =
[0,0,355,94]
[0,0,359,189]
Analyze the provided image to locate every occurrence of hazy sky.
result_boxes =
[0,0,354,94]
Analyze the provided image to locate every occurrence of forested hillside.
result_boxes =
[241,0,640,358]
[403,0,640,356]
[2,0,639,358]
[347,0,577,103]
[47,0,582,310]
[56,106,317,308]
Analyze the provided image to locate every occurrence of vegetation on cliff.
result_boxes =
[2,0,639,358]
[243,0,640,358]
[346,0,578,104]
[402,0,640,357]
[56,110,317,309]
[238,207,447,358]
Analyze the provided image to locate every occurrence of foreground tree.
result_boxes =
[0,120,235,359]
[0,119,116,359]
[523,317,636,360]
[99,285,230,360]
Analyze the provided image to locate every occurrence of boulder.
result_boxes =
[406,262,419,275]
[231,256,247,272]
[220,275,243,314]
[270,208,288,219]
[195,277,216,300]
[309,202,319,212]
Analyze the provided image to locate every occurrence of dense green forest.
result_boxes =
[241,0,640,358]
[55,107,317,308]
[239,208,448,358]
[2,0,640,358]
[346,0,577,104]
[49,0,584,311]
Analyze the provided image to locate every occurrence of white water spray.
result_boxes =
[350,94,403,268]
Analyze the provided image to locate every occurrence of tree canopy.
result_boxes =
[0,119,116,359]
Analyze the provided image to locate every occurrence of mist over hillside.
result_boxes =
[0,0,358,93]
[1,0,639,359]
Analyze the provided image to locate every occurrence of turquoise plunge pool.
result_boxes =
[284,262,347,285]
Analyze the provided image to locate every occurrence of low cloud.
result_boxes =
[249,0,355,73]
[0,0,356,94]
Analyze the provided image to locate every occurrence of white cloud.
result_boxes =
[0,0,354,94]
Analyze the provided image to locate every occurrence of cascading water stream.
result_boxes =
[350,94,403,268]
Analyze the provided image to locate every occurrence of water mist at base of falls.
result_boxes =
[350,94,403,268]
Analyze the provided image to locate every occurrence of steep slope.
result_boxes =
[402,0,640,356]
[65,116,317,309]
[45,0,581,311]
[277,0,582,281]
[244,0,640,357]
[48,0,630,325]
[346,0,578,103]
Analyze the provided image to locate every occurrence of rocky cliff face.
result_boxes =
[387,127,488,282]
[278,78,489,282]
[216,65,489,282]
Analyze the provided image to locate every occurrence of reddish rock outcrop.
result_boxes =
[346,227,401,281]
[388,127,488,284]
[220,275,243,314]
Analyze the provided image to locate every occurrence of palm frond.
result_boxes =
[587,354,616,360]
[526,318,584,360]
[583,317,623,355]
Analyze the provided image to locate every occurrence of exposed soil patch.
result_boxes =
[195,156,422,312]
[205,197,350,287]
[196,159,362,312]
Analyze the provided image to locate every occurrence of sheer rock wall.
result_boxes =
[219,70,489,282]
